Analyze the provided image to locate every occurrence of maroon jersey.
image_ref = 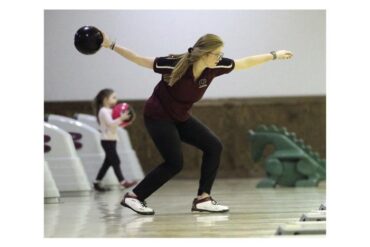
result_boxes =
[144,56,235,122]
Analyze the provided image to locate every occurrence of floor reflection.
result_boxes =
[44,179,326,237]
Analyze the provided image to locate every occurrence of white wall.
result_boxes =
[44,10,325,101]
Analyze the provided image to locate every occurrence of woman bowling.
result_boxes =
[100,33,293,215]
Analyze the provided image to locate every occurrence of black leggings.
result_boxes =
[133,115,223,201]
[96,140,125,182]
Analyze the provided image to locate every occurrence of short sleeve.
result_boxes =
[212,58,235,77]
[153,56,179,74]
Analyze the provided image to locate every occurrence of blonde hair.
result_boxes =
[165,34,224,86]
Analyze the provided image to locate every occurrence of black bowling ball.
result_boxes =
[74,26,103,55]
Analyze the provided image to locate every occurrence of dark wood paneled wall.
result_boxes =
[44,96,326,178]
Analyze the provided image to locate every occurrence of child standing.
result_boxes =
[93,88,137,192]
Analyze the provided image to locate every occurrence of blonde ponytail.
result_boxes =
[165,34,224,87]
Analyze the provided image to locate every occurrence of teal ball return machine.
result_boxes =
[248,125,326,188]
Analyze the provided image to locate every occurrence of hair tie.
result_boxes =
[188,47,193,53]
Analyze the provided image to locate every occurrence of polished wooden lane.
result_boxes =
[44,178,326,237]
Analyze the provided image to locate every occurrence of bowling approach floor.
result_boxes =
[44,178,326,238]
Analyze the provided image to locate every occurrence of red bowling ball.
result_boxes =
[112,103,136,127]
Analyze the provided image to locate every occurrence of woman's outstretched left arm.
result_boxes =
[234,50,293,71]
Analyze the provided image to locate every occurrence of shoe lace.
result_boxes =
[140,200,147,207]
[210,197,218,205]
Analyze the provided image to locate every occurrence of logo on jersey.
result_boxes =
[198,79,208,88]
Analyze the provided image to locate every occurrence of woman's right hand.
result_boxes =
[101,31,112,49]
